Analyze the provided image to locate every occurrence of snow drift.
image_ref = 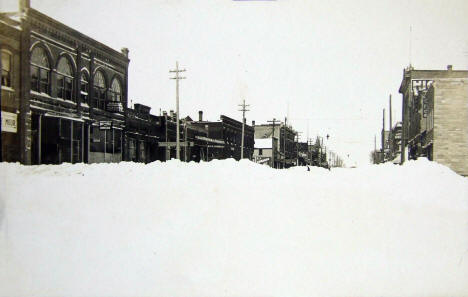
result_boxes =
[1,159,468,297]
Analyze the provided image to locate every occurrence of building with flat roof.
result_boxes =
[1,0,129,164]
[399,65,468,175]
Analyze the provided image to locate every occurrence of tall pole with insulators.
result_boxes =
[170,61,186,160]
[283,117,287,169]
[238,99,249,159]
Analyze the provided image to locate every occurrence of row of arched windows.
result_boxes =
[30,46,123,109]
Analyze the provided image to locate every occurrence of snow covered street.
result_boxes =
[1,159,468,297]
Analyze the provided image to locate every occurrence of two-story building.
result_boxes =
[398,65,468,165]
[254,121,297,168]
[1,0,129,164]
[189,112,254,161]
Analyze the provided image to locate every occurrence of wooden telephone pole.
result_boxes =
[283,117,287,169]
[238,99,250,159]
[169,61,186,160]
[267,118,281,168]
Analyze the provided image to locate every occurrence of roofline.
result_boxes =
[399,67,468,93]
[26,8,129,63]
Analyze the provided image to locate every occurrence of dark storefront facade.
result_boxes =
[126,104,160,163]
[189,113,254,161]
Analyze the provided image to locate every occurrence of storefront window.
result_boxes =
[106,129,113,153]
[1,51,12,87]
[129,138,136,161]
[90,126,104,153]
[73,123,83,163]
[59,119,72,163]
[114,130,122,153]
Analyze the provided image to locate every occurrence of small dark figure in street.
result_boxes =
[307,166,310,171]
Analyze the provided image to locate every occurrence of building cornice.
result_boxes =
[25,8,129,68]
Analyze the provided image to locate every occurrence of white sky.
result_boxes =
[2,0,468,165]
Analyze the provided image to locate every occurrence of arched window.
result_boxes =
[93,70,106,109]
[109,78,122,102]
[56,57,74,100]
[80,71,89,104]
[30,46,50,94]
[1,50,12,88]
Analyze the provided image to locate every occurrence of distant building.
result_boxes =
[388,122,402,163]
[253,137,276,166]
[296,141,309,166]
[189,112,254,161]
[254,122,296,168]
[156,110,206,162]
[399,65,468,176]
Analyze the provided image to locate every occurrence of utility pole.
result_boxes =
[267,118,280,168]
[238,99,249,160]
[283,117,287,169]
[169,61,186,160]
[184,120,188,162]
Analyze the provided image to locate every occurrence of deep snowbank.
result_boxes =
[1,159,467,297]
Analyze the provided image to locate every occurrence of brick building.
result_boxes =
[1,12,21,162]
[189,112,254,161]
[126,104,160,163]
[156,111,206,162]
[399,65,468,176]
[1,0,130,164]
[254,122,297,168]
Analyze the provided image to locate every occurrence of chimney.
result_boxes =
[162,111,167,116]
[170,110,174,118]
[252,120,255,126]
[19,0,30,11]
[198,111,203,121]
[121,47,129,58]
[447,65,453,71]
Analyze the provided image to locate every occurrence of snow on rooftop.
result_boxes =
[1,159,468,297]
[254,138,272,149]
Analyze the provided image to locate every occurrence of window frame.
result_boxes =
[1,50,12,88]
[30,47,51,94]
[56,57,74,101]
[92,70,107,109]
[109,78,122,102]
[80,71,89,104]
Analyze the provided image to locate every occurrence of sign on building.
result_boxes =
[99,121,112,130]
[1,111,17,133]
[412,80,433,96]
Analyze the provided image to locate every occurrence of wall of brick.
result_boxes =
[433,78,468,176]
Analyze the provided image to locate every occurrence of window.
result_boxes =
[93,70,106,109]
[30,46,50,94]
[1,51,12,87]
[56,57,74,100]
[109,78,122,102]
[80,71,89,104]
